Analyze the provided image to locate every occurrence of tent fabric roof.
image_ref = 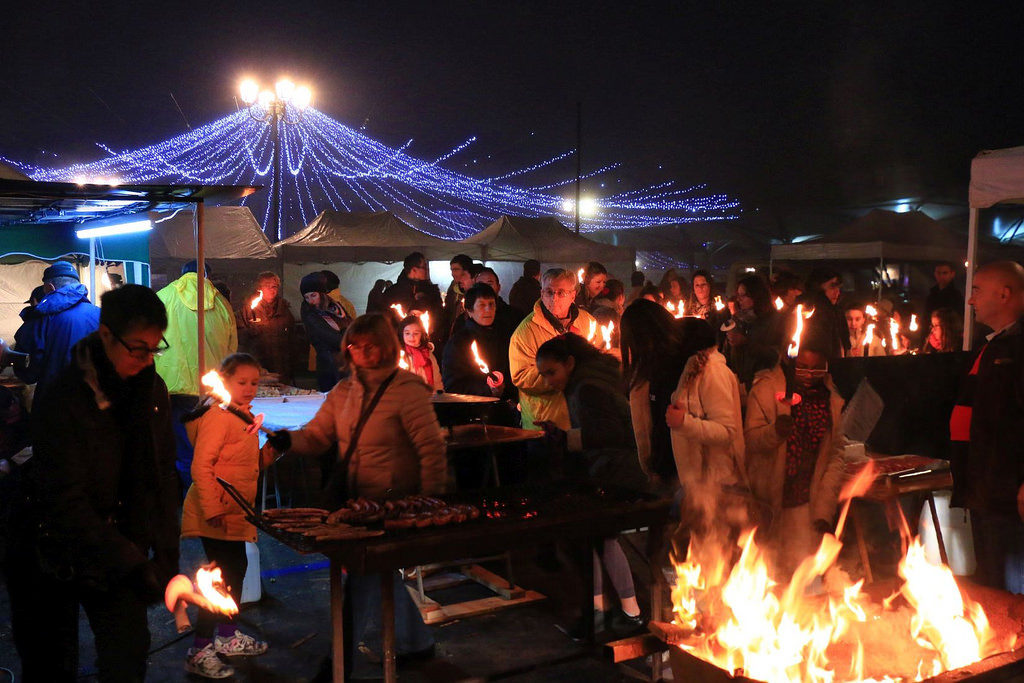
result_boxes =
[771,210,966,263]
[148,206,277,261]
[458,215,635,263]
[276,210,457,263]
[969,146,1024,208]
[0,161,30,181]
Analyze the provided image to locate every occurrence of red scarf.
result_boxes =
[405,345,435,386]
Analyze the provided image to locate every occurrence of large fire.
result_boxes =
[669,464,1007,682]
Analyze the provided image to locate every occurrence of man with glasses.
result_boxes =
[743,340,848,579]
[6,285,180,681]
[509,268,596,432]
[12,260,100,391]
[154,260,237,492]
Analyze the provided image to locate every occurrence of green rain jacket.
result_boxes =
[154,273,238,395]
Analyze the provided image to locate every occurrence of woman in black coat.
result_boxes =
[300,272,351,391]
[5,285,180,682]
[535,333,647,638]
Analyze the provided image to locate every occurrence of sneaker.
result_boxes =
[186,644,234,679]
[214,629,269,657]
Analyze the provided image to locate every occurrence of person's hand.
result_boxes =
[665,403,687,430]
[775,414,794,439]
[486,371,504,395]
[207,514,227,529]
[266,429,291,452]
[536,420,566,449]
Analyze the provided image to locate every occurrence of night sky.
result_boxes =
[2,1,1022,228]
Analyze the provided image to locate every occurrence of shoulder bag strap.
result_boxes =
[340,369,399,472]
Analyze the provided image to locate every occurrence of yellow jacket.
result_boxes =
[181,406,259,542]
[154,273,237,395]
[509,301,595,431]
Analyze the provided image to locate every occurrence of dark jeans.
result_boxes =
[5,556,150,683]
[195,537,248,639]
[970,509,1024,594]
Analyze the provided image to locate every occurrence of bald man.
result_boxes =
[950,261,1024,592]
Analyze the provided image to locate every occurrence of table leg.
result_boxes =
[927,493,949,566]
[581,541,596,645]
[381,572,397,683]
[330,558,345,683]
[650,522,665,682]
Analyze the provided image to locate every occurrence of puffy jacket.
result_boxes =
[154,274,237,395]
[669,349,746,494]
[9,333,179,590]
[744,365,848,525]
[509,301,596,430]
[288,365,446,501]
[181,406,260,542]
[13,283,100,389]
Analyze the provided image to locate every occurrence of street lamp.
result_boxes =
[239,77,312,240]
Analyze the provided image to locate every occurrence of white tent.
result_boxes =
[0,161,29,181]
[966,146,1024,346]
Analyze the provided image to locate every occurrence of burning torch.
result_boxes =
[197,371,274,436]
[165,566,239,633]
[471,341,503,393]
[249,290,264,322]
[778,304,814,405]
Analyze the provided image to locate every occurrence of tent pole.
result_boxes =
[195,201,206,384]
[964,207,979,350]
[88,237,97,305]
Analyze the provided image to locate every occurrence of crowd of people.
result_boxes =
[4,247,1021,682]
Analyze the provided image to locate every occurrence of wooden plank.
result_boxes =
[603,634,668,663]
[405,584,444,613]
[462,564,525,599]
[648,620,693,646]
[420,591,546,625]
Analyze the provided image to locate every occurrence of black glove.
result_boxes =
[127,560,167,605]
[267,429,292,452]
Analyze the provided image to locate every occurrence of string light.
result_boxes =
[19,108,740,239]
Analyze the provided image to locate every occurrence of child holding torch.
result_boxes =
[181,353,270,678]
[398,315,442,391]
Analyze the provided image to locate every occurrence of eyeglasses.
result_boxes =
[542,288,575,299]
[347,342,379,353]
[113,332,170,359]
[794,367,828,378]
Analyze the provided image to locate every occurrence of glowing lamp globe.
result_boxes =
[293,86,312,110]
[275,78,295,102]
[239,79,259,105]
[578,197,598,216]
[257,90,274,108]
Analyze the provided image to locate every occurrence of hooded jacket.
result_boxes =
[9,333,179,590]
[13,283,100,388]
[288,365,447,502]
[744,365,848,524]
[509,301,596,430]
[154,273,237,395]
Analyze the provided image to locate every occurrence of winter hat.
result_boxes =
[300,272,329,295]
[25,285,46,304]
[42,261,79,282]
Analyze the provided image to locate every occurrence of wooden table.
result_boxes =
[257,491,670,682]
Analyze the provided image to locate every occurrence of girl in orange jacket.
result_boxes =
[181,353,270,678]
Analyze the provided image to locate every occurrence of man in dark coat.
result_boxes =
[237,271,295,383]
[442,283,517,416]
[13,261,100,390]
[5,285,180,681]
[926,262,965,321]
[383,252,444,341]
[950,261,1024,593]
[508,259,542,315]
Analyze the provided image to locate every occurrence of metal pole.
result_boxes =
[964,207,979,350]
[271,105,282,241]
[195,201,206,384]
[88,237,97,304]
[574,100,581,234]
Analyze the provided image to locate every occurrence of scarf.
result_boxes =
[539,301,581,334]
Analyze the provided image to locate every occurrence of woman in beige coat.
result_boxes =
[666,318,747,544]
[266,314,444,674]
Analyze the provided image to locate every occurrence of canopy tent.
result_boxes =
[964,146,1024,347]
[770,209,967,263]
[276,210,457,263]
[0,161,30,181]
[457,215,635,264]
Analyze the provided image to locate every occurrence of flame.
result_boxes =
[398,350,410,370]
[420,311,431,337]
[665,300,685,319]
[587,319,598,342]
[390,303,407,319]
[775,296,785,311]
[787,304,807,359]
[889,319,901,350]
[577,267,585,284]
[865,305,878,317]
[864,323,875,346]
[600,320,615,350]
[250,291,263,310]
[909,314,919,332]
[200,370,232,407]
[714,295,726,312]
[195,567,238,616]
[470,341,489,374]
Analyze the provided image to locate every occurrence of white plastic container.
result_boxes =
[918,490,976,576]
[241,541,262,604]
